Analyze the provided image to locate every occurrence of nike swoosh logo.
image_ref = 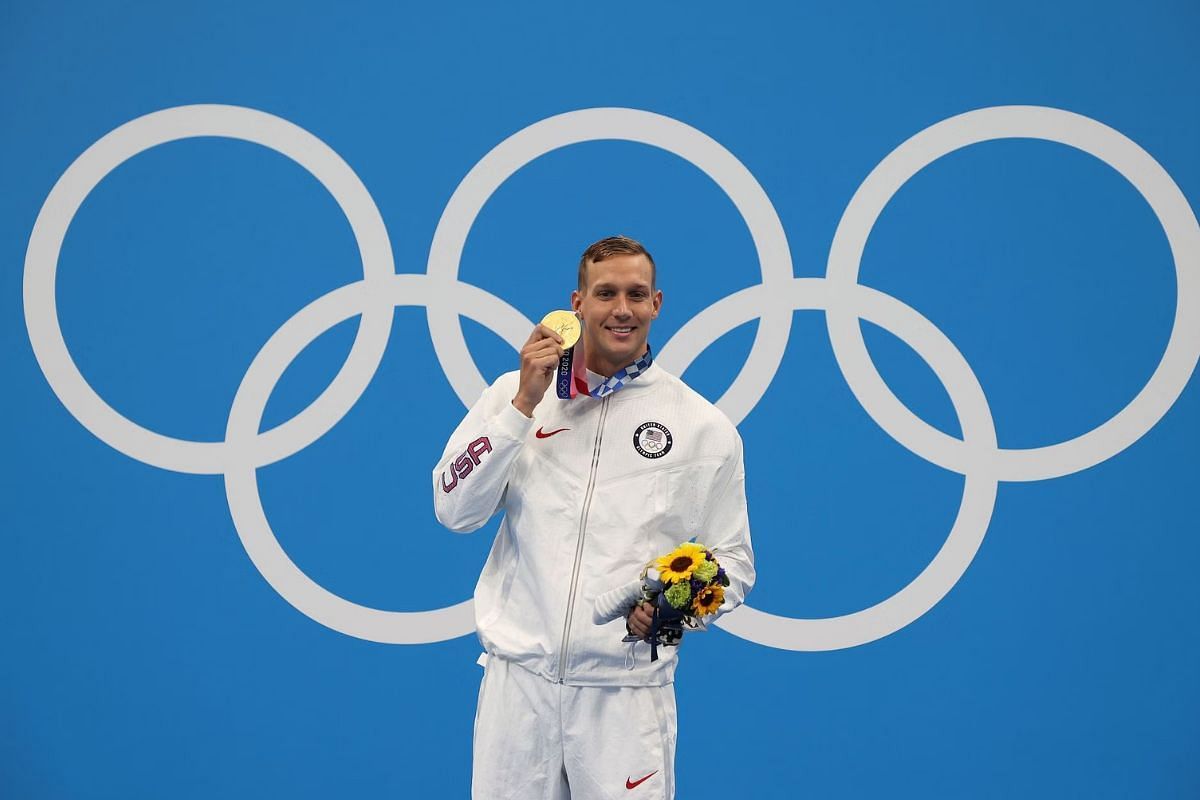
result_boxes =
[626,771,657,789]
[535,426,569,439]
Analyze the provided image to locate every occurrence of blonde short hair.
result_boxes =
[577,235,656,291]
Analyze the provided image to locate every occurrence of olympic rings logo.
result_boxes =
[23,105,1200,651]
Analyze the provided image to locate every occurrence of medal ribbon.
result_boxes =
[555,336,654,400]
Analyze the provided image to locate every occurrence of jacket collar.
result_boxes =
[580,360,663,397]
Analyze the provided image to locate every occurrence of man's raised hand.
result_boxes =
[512,325,564,417]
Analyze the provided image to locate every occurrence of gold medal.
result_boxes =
[540,310,581,349]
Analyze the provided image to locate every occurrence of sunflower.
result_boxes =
[691,584,725,616]
[655,542,707,583]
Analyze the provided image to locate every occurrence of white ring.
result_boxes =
[23,104,396,474]
[224,274,530,643]
[825,105,1200,482]
[671,278,1001,651]
[424,107,794,424]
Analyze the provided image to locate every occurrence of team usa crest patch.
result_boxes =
[633,421,672,459]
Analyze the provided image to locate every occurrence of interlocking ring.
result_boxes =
[24,104,1199,649]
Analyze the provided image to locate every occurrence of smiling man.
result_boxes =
[433,236,755,800]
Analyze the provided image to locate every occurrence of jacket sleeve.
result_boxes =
[432,372,533,533]
[694,429,756,629]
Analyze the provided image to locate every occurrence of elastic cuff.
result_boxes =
[496,399,536,439]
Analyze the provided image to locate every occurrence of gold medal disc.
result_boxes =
[540,310,581,349]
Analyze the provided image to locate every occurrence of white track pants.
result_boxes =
[472,655,677,800]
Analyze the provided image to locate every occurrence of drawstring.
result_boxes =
[625,640,636,670]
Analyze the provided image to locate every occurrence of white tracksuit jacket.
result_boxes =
[433,362,755,687]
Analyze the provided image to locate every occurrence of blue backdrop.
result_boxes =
[3,2,1198,797]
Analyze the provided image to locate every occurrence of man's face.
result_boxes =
[571,253,662,375]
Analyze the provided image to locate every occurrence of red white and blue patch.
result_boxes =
[633,422,672,459]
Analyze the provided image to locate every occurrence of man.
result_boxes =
[433,235,755,800]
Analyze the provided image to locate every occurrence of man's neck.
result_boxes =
[585,345,649,379]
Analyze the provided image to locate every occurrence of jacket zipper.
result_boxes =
[556,394,610,683]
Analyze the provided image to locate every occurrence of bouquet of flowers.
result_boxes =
[593,541,730,662]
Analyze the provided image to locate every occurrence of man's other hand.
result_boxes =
[626,601,654,640]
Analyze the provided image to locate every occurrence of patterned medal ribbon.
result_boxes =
[555,333,654,400]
